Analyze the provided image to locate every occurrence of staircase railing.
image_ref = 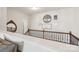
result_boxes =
[26,29,79,46]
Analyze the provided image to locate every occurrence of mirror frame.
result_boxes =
[7,20,17,32]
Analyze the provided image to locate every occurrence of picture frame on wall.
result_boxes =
[54,15,58,20]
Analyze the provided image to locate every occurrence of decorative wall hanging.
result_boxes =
[54,15,58,20]
[43,14,52,23]
[6,20,17,32]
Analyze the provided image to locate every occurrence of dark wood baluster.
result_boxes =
[55,33,57,41]
[58,34,60,41]
[64,34,66,43]
[61,34,63,42]
[56,33,58,41]
[46,32,48,39]
[66,34,68,43]
[69,34,71,43]
[67,34,69,43]
[54,33,56,41]
[58,34,60,40]
[53,33,55,41]
[59,34,60,41]
[69,31,72,44]
[50,32,52,40]
[60,34,63,42]
[53,33,54,40]
[43,30,44,39]
[59,34,61,42]
[43,31,45,39]
[64,34,65,42]
[52,33,54,40]
[57,34,59,41]
[48,32,50,40]
[57,33,58,41]
[62,34,65,43]
[55,33,56,41]
[63,34,65,42]
[60,34,62,42]
[49,31,51,40]
[65,34,67,43]
[63,34,65,43]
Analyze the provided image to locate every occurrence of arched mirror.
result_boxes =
[7,20,17,32]
[43,14,52,23]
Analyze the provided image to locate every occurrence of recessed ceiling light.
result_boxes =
[32,7,39,10]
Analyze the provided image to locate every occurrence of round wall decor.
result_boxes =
[43,14,52,23]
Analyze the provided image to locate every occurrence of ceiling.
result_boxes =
[8,7,69,15]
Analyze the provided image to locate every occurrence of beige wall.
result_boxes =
[0,7,7,32]
[29,8,74,32]
[71,8,79,37]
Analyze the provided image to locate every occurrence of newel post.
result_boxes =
[28,29,30,35]
[69,31,72,44]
